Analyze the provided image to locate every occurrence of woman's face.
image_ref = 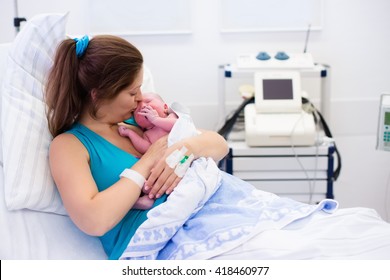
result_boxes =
[97,70,144,123]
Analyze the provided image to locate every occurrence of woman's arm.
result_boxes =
[49,133,164,236]
[145,130,229,199]
[185,129,229,162]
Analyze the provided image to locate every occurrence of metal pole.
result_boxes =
[14,0,27,35]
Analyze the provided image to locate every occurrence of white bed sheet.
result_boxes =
[212,207,390,260]
[0,166,107,260]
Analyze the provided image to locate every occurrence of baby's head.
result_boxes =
[134,93,168,128]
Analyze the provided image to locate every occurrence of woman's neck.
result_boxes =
[78,113,142,157]
[79,113,118,135]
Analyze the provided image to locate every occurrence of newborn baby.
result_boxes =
[118,92,178,209]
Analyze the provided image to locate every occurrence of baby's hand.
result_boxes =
[118,125,137,138]
[118,126,129,136]
[138,105,159,123]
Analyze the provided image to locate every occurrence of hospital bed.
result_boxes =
[1,13,390,260]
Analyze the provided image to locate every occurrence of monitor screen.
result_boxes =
[254,71,302,113]
[263,79,293,100]
[385,112,390,126]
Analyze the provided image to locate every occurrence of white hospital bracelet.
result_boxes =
[119,169,145,190]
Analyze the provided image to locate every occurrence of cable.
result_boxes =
[302,97,342,182]
[289,110,320,204]
[217,97,254,139]
[385,170,390,222]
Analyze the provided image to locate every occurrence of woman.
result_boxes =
[45,35,228,259]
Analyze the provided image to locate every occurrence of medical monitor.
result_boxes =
[376,94,390,151]
[254,71,302,113]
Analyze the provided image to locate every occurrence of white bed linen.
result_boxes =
[0,166,107,259]
[212,207,390,260]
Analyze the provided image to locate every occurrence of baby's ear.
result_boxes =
[164,103,169,113]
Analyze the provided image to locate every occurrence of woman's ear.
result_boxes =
[91,89,98,102]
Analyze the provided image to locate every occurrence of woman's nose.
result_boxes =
[135,90,143,101]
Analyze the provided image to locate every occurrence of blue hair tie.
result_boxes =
[74,35,89,58]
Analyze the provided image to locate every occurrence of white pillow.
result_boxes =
[1,13,68,215]
[0,43,11,166]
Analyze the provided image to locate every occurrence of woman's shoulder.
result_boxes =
[50,132,88,156]
[52,131,79,143]
[51,123,93,149]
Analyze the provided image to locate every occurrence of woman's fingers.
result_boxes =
[146,158,184,199]
[145,157,165,188]
[154,172,179,198]
[165,176,182,195]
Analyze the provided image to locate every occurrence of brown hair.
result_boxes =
[45,35,143,137]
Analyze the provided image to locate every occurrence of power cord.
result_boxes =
[217,97,254,139]
[302,97,342,182]
[385,170,390,222]
[288,110,320,204]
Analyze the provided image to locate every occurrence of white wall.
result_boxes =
[1,0,390,220]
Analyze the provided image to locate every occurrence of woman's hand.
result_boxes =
[144,142,184,199]
[143,130,228,199]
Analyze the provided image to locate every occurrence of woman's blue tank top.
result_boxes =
[66,123,166,259]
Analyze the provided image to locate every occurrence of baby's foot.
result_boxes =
[142,185,150,195]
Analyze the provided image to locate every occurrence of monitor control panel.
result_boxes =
[377,94,390,151]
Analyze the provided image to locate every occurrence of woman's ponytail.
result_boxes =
[45,38,85,137]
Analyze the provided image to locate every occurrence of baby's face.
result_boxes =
[134,93,166,128]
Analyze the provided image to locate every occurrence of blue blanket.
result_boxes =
[120,157,338,260]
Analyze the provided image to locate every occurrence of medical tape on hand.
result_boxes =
[165,146,188,168]
[174,153,194,177]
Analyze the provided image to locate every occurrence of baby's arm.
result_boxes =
[118,126,152,154]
